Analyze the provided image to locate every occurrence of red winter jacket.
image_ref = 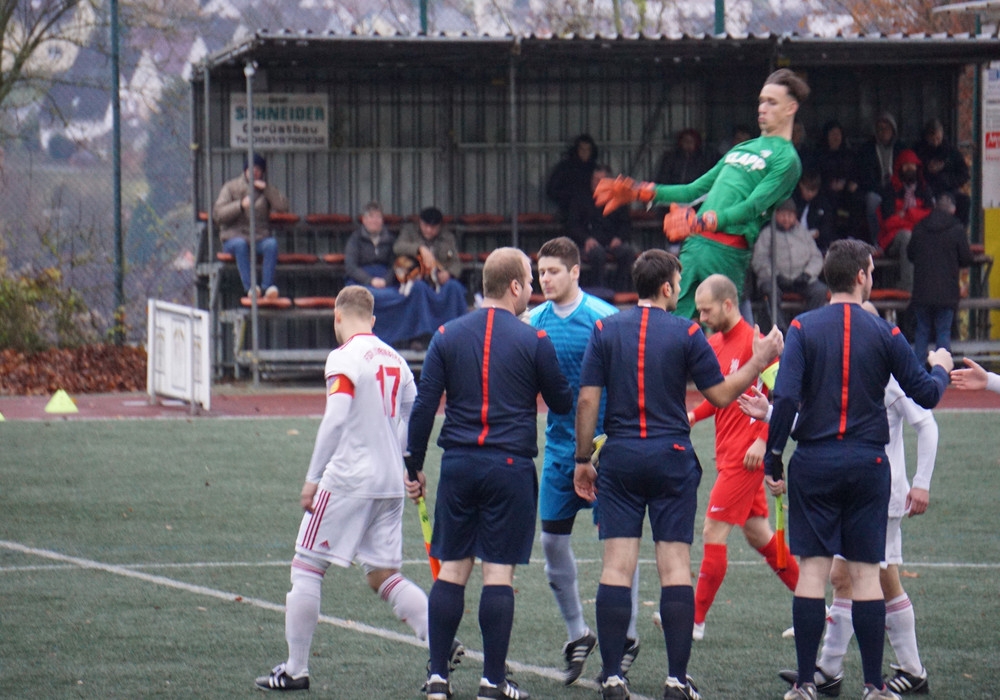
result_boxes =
[877,149,932,250]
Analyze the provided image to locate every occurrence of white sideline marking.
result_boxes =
[6,557,1000,574]
[0,540,657,699]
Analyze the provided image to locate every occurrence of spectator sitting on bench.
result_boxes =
[345,202,467,349]
[751,198,828,333]
[213,153,289,299]
[393,207,464,295]
[344,201,396,289]
[566,163,636,294]
[877,149,933,293]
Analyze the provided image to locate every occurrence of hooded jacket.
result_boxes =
[877,149,933,250]
[907,207,974,307]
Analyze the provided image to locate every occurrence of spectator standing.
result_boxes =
[763,239,952,700]
[408,248,573,700]
[548,134,599,223]
[573,249,783,700]
[912,118,971,226]
[566,163,636,292]
[752,198,829,333]
[213,153,289,298]
[907,192,973,360]
[878,150,933,293]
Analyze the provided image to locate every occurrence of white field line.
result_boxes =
[5,556,999,574]
[0,540,657,700]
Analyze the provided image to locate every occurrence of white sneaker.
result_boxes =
[782,625,795,638]
[691,622,705,641]
[264,285,279,299]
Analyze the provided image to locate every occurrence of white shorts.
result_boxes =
[294,488,404,571]
[882,516,903,566]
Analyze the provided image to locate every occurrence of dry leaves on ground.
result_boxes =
[0,345,147,396]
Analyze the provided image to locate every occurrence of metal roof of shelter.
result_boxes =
[194,29,1000,78]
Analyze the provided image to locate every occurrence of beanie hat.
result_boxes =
[419,207,444,226]
[243,153,267,172]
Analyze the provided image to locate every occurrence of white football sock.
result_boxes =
[379,572,429,641]
[816,597,853,678]
[885,593,923,676]
[284,565,324,677]
[627,565,640,641]
[542,532,587,640]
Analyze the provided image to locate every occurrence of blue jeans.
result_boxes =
[911,303,954,360]
[223,236,278,292]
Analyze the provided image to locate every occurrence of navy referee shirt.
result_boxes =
[408,307,572,467]
[766,302,949,475]
[579,305,724,440]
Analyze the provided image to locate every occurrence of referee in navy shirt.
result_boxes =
[764,239,952,700]
[574,249,783,700]
[407,247,572,700]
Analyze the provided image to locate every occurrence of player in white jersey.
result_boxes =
[256,286,428,692]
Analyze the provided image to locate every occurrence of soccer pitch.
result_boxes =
[1,413,998,698]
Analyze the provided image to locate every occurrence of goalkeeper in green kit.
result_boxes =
[595,69,810,320]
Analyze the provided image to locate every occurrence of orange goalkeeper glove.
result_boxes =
[593,176,656,216]
[662,203,718,242]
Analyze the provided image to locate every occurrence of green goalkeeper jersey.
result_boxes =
[651,135,801,248]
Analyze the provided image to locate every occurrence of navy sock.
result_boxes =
[596,583,631,681]
[793,596,827,687]
[660,585,695,681]
[853,598,887,688]
[428,579,465,677]
[479,585,515,685]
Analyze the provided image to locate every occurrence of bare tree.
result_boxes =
[0,1,94,120]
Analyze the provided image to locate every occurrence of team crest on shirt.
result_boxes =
[729,358,740,375]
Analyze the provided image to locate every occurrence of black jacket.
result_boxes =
[907,209,974,307]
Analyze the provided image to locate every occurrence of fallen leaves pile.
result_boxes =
[0,345,148,396]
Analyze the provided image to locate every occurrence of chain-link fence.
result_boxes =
[0,79,195,350]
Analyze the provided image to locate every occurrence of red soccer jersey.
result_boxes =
[691,318,771,470]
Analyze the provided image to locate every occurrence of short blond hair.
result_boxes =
[336,285,375,319]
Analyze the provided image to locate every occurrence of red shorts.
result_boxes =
[705,465,769,526]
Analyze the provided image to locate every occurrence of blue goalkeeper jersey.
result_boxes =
[529,292,619,464]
